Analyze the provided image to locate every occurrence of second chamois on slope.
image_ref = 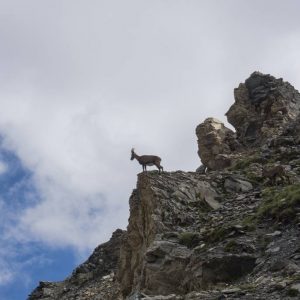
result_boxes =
[262,165,290,185]
[131,148,164,173]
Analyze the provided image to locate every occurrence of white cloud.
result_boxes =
[0,269,14,286]
[0,0,300,261]
[0,161,7,175]
[0,239,52,289]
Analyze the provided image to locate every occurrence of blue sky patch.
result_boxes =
[0,144,80,300]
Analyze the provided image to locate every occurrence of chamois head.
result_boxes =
[130,148,135,160]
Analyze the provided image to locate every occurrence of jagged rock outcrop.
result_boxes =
[226,71,300,146]
[197,72,300,171]
[29,72,300,300]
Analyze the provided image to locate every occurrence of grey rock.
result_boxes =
[266,246,280,254]
[269,259,289,272]
[196,181,221,210]
[266,231,282,237]
[196,164,206,174]
[226,72,300,147]
[143,294,182,300]
[224,176,253,192]
[127,292,143,300]
[290,283,300,293]
[196,118,239,170]
[221,288,241,294]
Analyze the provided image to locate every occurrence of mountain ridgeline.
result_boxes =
[29,72,300,299]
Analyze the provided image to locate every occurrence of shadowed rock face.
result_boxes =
[201,255,256,286]
[226,71,300,146]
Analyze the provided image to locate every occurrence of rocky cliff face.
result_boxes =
[29,72,300,299]
[118,172,224,297]
[29,229,125,300]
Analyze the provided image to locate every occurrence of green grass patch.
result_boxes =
[238,283,257,291]
[203,226,231,243]
[242,215,257,230]
[224,240,239,253]
[291,274,300,282]
[287,288,299,297]
[255,185,300,222]
[178,232,200,248]
[244,173,261,186]
[229,153,263,171]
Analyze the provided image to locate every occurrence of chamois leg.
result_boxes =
[155,163,163,174]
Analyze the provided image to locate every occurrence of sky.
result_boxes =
[1,1,300,299]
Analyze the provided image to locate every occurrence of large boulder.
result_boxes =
[226,71,300,146]
[196,118,240,170]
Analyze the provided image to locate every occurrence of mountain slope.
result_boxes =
[29,72,300,299]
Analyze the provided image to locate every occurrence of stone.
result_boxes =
[221,288,241,294]
[127,292,143,300]
[290,283,300,293]
[224,176,253,192]
[266,246,280,254]
[269,259,289,272]
[266,231,282,237]
[271,281,287,290]
[196,165,206,174]
[143,294,182,300]
[196,118,239,170]
[195,181,221,210]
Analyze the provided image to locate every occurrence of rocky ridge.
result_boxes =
[29,72,300,299]
[29,229,125,300]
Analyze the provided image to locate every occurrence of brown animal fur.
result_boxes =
[262,165,289,185]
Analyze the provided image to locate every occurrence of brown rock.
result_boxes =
[196,118,239,170]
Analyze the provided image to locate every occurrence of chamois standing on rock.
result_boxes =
[262,165,290,185]
[131,148,164,173]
